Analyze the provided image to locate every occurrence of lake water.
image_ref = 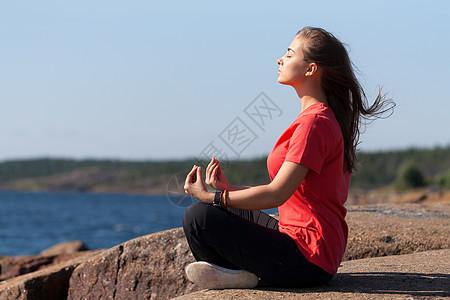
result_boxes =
[0,190,277,256]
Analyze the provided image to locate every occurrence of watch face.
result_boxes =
[213,190,222,206]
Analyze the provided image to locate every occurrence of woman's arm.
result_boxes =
[184,161,309,210]
[226,162,309,210]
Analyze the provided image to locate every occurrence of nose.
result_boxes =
[277,56,283,65]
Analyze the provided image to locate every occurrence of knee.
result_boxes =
[182,201,209,231]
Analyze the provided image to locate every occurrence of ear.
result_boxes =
[305,63,318,77]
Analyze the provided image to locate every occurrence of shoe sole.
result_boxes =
[185,261,259,289]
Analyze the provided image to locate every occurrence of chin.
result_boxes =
[277,78,288,85]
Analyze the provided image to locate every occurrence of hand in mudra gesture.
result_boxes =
[205,157,231,191]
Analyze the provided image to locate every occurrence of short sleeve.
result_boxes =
[285,114,328,174]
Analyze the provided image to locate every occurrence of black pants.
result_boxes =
[182,202,333,287]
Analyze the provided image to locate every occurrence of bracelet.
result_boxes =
[221,189,228,209]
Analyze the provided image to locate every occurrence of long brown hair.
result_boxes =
[296,27,395,173]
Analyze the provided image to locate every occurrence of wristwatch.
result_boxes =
[213,190,222,207]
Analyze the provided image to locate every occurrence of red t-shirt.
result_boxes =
[267,103,350,275]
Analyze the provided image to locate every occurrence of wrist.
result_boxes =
[205,191,215,204]
[211,189,229,209]
[212,190,222,207]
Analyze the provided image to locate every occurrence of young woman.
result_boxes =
[182,27,394,289]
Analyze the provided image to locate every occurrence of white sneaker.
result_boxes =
[185,261,259,289]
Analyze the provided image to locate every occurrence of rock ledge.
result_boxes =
[0,203,448,299]
[175,249,450,300]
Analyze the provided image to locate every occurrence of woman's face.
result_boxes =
[277,36,310,87]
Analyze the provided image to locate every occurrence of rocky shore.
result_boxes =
[0,200,449,299]
[176,249,450,300]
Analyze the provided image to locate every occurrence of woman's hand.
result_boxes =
[205,157,231,190]
[184,165,211,203]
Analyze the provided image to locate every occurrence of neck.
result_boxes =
[293,83,328,112]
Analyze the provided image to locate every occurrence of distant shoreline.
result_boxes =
[0,146,449,194]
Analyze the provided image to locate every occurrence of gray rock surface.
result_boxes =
[40,240,88,256]
[0,203,448,299]
[174,249,450,299]
[67,228,199,300]
[0,251,95,282]
[0,251,99,300]
[344,203,450,260]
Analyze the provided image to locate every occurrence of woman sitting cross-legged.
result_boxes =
[182,26,394,289]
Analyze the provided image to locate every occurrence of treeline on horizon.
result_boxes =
[0,146,449,191]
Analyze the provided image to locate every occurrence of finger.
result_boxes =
[185,165,197,184]
[205,170,211,185]
[212,164,219,179]
[215,159,222,170]
[211,160,218,169]
[206,159,214,176]
[206,157,217,174]
[205,168,213,185]
[206,158,214,172]
[189,165,197,176]
[196,166,202,181]
[208,162,217,176]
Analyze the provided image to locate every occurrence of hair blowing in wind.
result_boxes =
[296,27,395,173]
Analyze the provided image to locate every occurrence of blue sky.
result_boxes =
[1,1,449,161]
